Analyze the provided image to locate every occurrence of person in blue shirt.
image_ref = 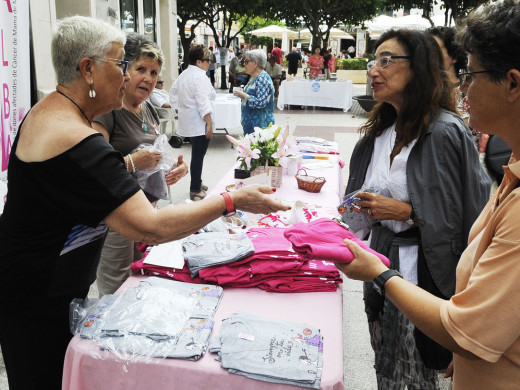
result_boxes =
[233,49,275,135]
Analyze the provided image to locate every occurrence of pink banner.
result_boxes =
[0,0,30,185]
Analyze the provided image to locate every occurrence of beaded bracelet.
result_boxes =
[124,156,129,171]
[128,154,136,173]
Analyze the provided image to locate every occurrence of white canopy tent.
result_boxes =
[430,13,455,27]
[366,14,433,40]
[299,27,355,40]
[249,25,299,52]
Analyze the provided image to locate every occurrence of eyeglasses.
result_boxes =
[156,81,165,85]
[458,69,506,88]
[201,58,211,62]
[367,55,411,70]
[244,59,254,64]
[76,57,129,74]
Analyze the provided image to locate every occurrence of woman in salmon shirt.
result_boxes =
[337,1,520,389]
[307,47,324,79]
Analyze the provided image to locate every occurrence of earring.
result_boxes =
[89,83,96,99]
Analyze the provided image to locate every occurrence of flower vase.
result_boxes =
[250,166,283,188]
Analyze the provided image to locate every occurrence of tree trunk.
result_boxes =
[220,65,227,89]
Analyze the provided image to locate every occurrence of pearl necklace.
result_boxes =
[126,104,148,132]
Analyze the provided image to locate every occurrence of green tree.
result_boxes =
[279,0,380,49]
[380,0,492,25]
[177,0,206,69]
[202,0,277,88]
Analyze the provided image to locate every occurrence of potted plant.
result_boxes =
[226,124,297,187]
[335,58,369,84]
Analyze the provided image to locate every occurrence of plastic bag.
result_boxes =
[337,187,382,233]
[69,278,224,363]
[70,284,195,361]
[132,134,176,200]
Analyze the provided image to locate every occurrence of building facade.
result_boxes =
[30,0,178,98]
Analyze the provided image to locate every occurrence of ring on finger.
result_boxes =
[367,209,372,216]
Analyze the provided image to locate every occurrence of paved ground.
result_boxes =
[0,84,449,389]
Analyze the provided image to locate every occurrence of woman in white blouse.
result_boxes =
[338,29,490,389]
[170,45,216,200]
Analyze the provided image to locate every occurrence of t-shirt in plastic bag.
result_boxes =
[337,187,386,233]
[132,134,175,201]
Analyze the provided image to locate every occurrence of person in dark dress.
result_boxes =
[0,16,289,390]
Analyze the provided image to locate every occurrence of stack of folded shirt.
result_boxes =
[132,227,343,293]
[210,312,323,389]
[74,277,223,360]
[182,232,255,277]
[198,227,342,291]
[131,259,206,284]
[258,259,342,293]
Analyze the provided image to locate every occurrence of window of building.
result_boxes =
[121,0,138,33]
[143,0,156,41]
[120,0,157,41]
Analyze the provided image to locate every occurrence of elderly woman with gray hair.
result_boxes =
[93,32,189,298]
[0,16,288,389]
[233,49,275,135]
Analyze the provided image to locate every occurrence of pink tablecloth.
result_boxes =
[213,155,343,207]
[62,156,345,390]
[63,277,344,390]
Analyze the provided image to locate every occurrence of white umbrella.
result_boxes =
[431,13,455,27]
[365,15,396,31]
[366,14,431,33]
[249,25,299,39]
[395,15,432,30]
[299,27,354,40]
[249,25,299,52]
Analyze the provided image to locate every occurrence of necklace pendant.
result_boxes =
[142,123,148,132]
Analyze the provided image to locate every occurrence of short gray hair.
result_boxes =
[52,16,126,85]
[245,49,267,69]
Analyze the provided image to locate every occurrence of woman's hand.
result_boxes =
[233,91,248,100]
[165,155,188,186]
[131,149,163,170]
[356,191,413,222]
[335,239,388,282]
[230,185,291,215]
[206,127,213,139]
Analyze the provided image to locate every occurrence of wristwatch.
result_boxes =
[220,192,236,217]
[373,269,403,295]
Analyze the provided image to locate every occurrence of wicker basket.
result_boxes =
[295,168,326,193]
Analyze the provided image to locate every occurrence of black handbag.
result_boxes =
[485,135,511,183]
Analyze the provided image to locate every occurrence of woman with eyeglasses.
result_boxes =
[0,17,289,389]
[170,45,216,201]
[233,49,275,135]
[92,33,189,298]
[336,29,490,389]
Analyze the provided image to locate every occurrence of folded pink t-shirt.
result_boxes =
[283,218,390,266]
